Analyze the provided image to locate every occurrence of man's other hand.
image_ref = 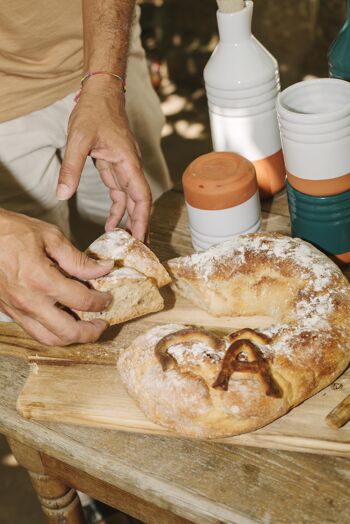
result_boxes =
[57,77,152,242]
[0,210,114,346]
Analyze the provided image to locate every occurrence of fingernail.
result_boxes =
[56,183,72,200]
[105,219,115,232]
[97,259,114,267]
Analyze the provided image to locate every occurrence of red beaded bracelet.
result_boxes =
[74,70,126,102]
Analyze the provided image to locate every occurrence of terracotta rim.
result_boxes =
[287,172,350,197]
[332,251,350,265]
[182,152,257,210]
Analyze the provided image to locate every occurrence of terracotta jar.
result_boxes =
[182,151,261,251]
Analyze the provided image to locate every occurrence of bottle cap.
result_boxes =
[182,152,257,210]
[217,0,244,13]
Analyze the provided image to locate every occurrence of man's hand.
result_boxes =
[57,78,152,242]
[0,210,115,346]
[57,0,152,242]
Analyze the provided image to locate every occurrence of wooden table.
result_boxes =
[1,189,350,524]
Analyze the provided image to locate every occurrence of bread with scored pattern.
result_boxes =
[118,233,350,437]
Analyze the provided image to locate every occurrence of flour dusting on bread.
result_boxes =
[119,233,350,438]
[88,229,133,260]
[76,229,170,325]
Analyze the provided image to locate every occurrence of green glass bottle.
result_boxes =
[328,0,350,80]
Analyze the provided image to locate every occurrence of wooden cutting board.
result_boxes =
[13,289,350,457]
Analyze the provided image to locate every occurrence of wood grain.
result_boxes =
[1,190,350,524]
[16,357,350,457]
[11,247,350,457]
[326,393,350,429]
[2,355,350,524]
[42,454,193,524]
[8,438,85,524]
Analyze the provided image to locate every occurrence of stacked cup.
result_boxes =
[277,78,350,264]
[204,0,286,198]
[182,152,261,252]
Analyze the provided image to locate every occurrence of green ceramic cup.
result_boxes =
[328,0,350,81]
[287,181,350,263]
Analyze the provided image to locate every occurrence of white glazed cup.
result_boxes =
[279,113,350,135]
[277,78,350,191]
[281,124,350,144]
[186,191,261,252]
[281,132,350,182]
[277,78,350,124]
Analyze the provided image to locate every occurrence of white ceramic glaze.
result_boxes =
[281,124,350,144]
[208,97,277,117]
[278,113,350,135]
[277,78,350,124]
[186,191,261,252]
[205,76,279,100]
[281,133,350,180]
[209,108,281,161]
[204,2,277,89]
[207,86,279,109]
[278,78,350,182]
[204,0,282,166]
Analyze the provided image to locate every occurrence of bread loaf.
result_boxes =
[118,233,350,437]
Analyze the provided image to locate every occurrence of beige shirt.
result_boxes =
[0,0,84,122]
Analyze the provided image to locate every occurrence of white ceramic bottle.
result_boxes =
[204,0,286,198]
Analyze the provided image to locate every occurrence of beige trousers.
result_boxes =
[0,11,172,246]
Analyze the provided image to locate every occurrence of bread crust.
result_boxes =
[118,233,350,438]
[87,229,171,288]
[78,267,164,325]
[76,229,170,325]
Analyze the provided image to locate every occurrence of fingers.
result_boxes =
[31,297,108,345]
[92,148,151,241]
[2,300,108,346]
[43,229,113,312]
[43,227,114,280]
[96,157,151,238]
[57,132,91,200]
[95,158,116,190]
[118,164,152,241]
[127,194,151,242]
[107,160,151,241]
[45,266,112,312]
[95,159,127,231]
[2,304,64,346]
[105,190,127,231]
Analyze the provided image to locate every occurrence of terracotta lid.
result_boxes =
[182,152,257,210]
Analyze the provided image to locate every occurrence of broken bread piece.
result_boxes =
[76,229,170,325]
[78,267,164,325]
[87,229,171,288]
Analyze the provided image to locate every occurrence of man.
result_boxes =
[0,0,172,345]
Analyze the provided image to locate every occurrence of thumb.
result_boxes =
[45,231,114,280]
[57,133,90,200]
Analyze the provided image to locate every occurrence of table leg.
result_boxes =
[7,437,85,524]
